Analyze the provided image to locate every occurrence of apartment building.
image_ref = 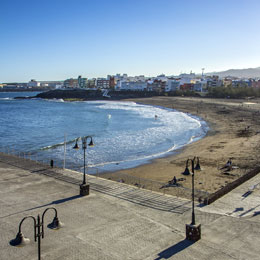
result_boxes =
[28,79,41,87]
[165,79,181,92]
[147,79,166,92]
[96,78,110,89]
[78,76,88,88]
[64,78,79,88]
[119,81,147,91]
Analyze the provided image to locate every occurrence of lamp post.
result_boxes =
[10,207,63,260]
[184,157,201,241]
[73,136,94,196]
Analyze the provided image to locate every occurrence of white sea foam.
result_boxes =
[0,97,13,100]
[45,98,64,102]
[67,101,208,171]
[90,143,177,168]
[0,97,208,173]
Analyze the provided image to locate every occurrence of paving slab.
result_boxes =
[199,171,260,218]
[1,153,260,259]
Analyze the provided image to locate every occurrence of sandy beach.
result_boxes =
[102,96,260,198]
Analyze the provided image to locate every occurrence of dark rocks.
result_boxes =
[35,89,103,100]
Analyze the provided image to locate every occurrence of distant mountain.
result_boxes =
[206,67,260,78]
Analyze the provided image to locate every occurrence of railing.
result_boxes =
[95,169,209,200]
[0,146,209,201]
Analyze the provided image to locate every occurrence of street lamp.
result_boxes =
[184,157,201,241]
[10,207,63,260]
[73,136,94,196]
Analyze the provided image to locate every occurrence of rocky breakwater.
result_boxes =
[35,89,104,100]
[15,89,161,100]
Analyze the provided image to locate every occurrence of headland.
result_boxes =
[21,88,163,100]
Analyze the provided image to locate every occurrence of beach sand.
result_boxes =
[101,96,260,198]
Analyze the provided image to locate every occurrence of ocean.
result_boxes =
[0,91,208,174]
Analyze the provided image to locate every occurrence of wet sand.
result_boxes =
[103,96,260,196]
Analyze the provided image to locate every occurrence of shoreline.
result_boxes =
[102,96,260,196]
[93,102,208,174]
[2,91,260,198]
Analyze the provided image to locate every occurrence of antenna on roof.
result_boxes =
[202,68,205,77]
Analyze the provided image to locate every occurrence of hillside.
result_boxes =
[207,67,260,78]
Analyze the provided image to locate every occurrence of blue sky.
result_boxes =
[1,0,260,82]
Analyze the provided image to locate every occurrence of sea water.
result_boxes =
[0,92,208,173]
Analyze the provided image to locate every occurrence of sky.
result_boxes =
[1,0,260,82]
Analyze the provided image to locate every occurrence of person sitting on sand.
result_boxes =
[226,159,232,167]
[221,159,232,171]
[168,176,177,185]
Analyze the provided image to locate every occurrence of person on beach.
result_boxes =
[221,158,232,171]
[168,176,177,185]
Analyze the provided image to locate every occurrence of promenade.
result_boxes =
[1,153,260,259]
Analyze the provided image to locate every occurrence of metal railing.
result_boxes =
[0,146,209,201]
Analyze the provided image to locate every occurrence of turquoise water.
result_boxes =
[0,92,208,173]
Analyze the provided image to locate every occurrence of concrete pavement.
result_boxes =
[1,153,260,259]
[199,168,260,218]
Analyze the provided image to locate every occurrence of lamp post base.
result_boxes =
[80,184,90,196]
[186,223,201,241]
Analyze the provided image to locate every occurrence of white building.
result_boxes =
[157,74,168,81]
[177,73,196,86]
[165,79,181,92]
[28,79,40,87]
[135,75,146,81]
[194,80,206,92]
[179,72,196,79]
[117,81,147,91]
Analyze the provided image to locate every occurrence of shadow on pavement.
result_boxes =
[26,194,82,211]
[252,211,260,217]
[233,207,244,213]
[0,195,82,219]
[154,239,194,259]
[242,190,253,199]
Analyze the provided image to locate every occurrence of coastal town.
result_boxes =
[1,70,260,94]
[2,0,260,257]
[1,92,260,259]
